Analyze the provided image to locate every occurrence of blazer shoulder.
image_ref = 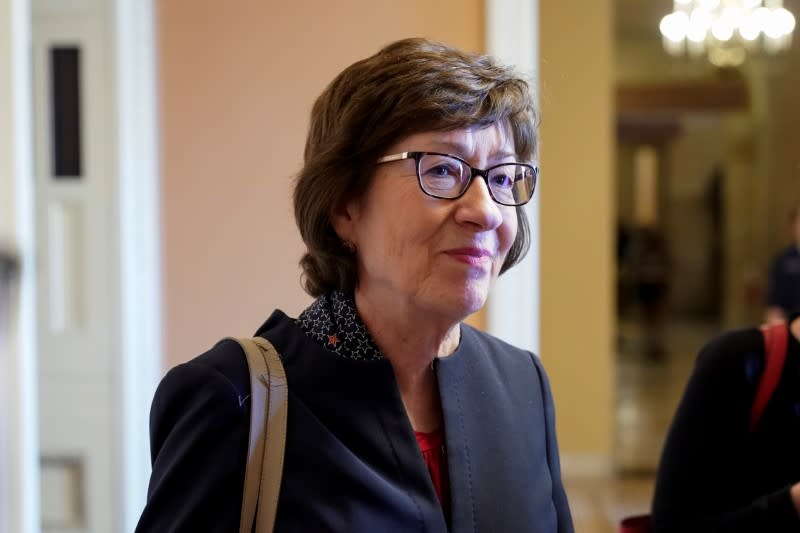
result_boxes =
[192,337,251,391]
[693,327,763,379]
[152,338,252,421]
[138,340,254,532]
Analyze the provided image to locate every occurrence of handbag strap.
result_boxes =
[234,336,288,533]
[750,322,789,431]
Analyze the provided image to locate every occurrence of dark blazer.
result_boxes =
[135,310,573,533]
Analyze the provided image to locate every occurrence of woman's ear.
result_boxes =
[331,200,359,244]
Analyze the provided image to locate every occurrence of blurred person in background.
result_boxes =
[135,38,573,533]
[765,205,800,324]
[651,316,800,532]
[629,226,672,362]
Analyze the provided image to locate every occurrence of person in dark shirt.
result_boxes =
[651,317,800,532]
[765,206,800,323]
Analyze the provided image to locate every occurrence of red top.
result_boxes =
[414,428,450,515]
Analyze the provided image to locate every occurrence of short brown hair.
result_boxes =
[294,38,538,297]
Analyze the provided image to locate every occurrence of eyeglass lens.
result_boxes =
[417,153,536,206]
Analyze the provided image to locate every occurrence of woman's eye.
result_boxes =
[420,162,462,193]
[428,164,458,177]
[490,173,514,189]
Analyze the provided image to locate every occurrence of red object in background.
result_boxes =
[619,514,651,533]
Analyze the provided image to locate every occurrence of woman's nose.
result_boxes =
[453,177,503,230]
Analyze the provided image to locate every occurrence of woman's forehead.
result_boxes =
[391,124,515,159]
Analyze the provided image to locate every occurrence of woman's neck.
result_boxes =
[354,288,459,431]
[354,287,461,362]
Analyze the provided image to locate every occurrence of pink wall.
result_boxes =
[158,0,483,368]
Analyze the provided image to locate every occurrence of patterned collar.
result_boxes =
[296,291,384,361]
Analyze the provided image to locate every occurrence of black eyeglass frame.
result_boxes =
[375,151,538,207]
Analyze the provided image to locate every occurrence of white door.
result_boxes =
[31,0,159,533]
[33,2,118,530]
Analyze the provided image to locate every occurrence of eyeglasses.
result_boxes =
[376,151,538,206]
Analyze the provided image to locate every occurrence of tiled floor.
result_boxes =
[615,318,720,473]
[565,474,655,533]
[562,316,722,532]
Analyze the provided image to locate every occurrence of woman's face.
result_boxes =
[334,124,519,321]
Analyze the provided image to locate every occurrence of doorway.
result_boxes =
[613,3,800,476]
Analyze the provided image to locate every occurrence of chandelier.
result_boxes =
[659,0,796,67]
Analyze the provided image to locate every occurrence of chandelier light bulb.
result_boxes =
[764,8,788,37]
[712,18,735,40]
[774,7,796,35]
[688,8,713,41]
[753,6,772,31]
[661,0,796,64]
[739,16,762,39]
[660,12,690,41]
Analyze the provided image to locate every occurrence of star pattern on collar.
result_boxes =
[296,291,383,361]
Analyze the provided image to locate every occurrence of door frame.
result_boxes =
[114,1,161,529]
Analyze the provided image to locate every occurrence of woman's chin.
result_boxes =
[450,284,490,319]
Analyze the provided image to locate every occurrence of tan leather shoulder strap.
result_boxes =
[233,336,288,533]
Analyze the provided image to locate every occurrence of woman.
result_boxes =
[136,38,573,533]
[651,316,800,532]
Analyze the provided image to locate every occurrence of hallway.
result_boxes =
[565,317,722,532]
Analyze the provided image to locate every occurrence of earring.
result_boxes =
[342,239,356,253]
